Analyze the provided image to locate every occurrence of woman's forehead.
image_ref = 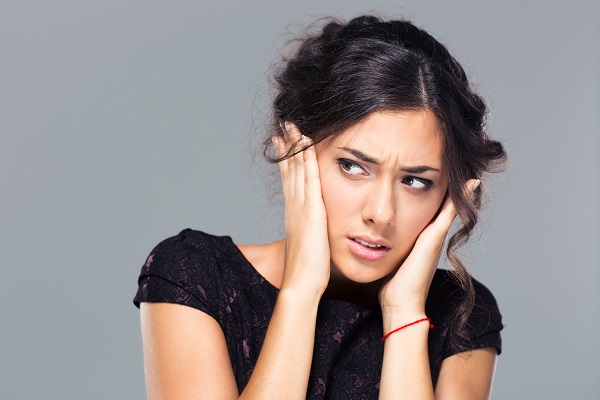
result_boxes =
[320,110,445,169]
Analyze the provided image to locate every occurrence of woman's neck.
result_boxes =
[323,265,385,305]
[239,238,386,305]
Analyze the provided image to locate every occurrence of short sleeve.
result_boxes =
[442,277,503,359]
[461,279,503,354]
[132,229,221,321]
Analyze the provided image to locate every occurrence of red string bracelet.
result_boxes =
[381,317,433,342]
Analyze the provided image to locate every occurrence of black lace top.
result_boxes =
[133,229,502,398]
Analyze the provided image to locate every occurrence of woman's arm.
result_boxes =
[238,289,321,399]
[378,180,483,399]
[140,302,239,400]
[380,332,497,400]
[379,316,434,399]
[239,124,329,398]
[140,124,328,399]
[435,348,497,399]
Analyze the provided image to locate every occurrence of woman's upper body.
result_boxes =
[134,15,507,400]
[134,229,502,399]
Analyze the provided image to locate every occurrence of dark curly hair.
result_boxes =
[262,15,507,351]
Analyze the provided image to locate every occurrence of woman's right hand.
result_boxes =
[272,122,330,298]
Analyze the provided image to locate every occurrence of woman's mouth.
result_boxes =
[353,238,385,248]
[347,237,391,261]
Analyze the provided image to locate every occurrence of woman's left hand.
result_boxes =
[378,179,480,319]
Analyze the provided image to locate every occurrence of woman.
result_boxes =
[134,15,507,399]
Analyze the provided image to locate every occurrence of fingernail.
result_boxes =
[284,121,291,133]
[302,134,307,145]
[472,179,481,191]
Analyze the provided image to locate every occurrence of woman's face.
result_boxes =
[315,110,449,283]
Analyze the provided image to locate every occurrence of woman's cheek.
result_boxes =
[320,173,355,224]
[398,196,442,242]
[320,176,340,213]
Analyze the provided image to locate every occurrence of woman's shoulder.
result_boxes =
[142,229,237,270]
[149,228,232,254]
[144,229,283,284]
[133,229,242,311]
[428,269,503,348]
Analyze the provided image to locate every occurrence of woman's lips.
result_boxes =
[347,237,391,261]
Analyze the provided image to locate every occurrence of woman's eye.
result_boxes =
[402,176,431,190]
[338,159,365,175]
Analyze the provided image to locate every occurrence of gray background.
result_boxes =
[1,0,598,399]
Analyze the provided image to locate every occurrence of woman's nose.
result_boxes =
[361,181,396,227]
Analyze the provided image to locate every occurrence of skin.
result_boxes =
[140,110,498,399]
[315,110,449,303]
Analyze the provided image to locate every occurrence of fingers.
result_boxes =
[302,137,323,204]
[272,135,288,199]
[429,178,481,237]
[286,123,304,199]
[272,122,320,203]
[463,178,481,197]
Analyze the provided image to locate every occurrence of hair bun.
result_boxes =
[346,15,382,27]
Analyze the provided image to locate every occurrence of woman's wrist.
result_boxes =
[381,306,428,334]
[277,285,323,310]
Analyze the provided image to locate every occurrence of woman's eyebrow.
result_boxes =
[337,147,379,164]
[336,147,441,173]
[401,165,441,173]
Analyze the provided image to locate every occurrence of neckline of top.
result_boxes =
[226,236,381,310]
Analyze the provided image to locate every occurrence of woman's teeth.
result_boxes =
[353,238,384,249]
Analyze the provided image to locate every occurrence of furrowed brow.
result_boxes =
[400,165,441,173]
[337,147,441,173]
[337,147,380,165]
